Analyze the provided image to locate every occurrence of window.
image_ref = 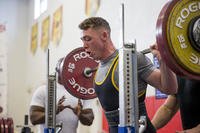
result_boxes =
[34,0,47,19]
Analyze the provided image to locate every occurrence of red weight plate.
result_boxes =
[156,0,184,76]
[156,0,200,80]
[7,118,14,133]
[61,47,98,100]
[0,118,4,133]
[3,118,8,133]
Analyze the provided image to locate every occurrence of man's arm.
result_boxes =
[67,99,94,126]
[147,44,178,94]
[151,95,179,129]
[79,108,94,126]
[29,105,45,125]
[29,96,68,125]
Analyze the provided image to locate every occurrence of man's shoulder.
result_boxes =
[33,85,47,95]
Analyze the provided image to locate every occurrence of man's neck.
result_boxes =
[101,41,116,59]
[101,49,118,64]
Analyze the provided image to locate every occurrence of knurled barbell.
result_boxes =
[59,0,200,100]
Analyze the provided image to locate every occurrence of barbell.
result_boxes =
[59,0,199,100]
[59,47,152,100]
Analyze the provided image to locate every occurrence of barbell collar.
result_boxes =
[188,16,200,52]
[83,67,97,78]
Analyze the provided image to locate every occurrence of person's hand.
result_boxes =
[176,124,200,133]
[56,95,68,114]
[150,43,161,61]
[64,99,94,125]
[65,99,83,117]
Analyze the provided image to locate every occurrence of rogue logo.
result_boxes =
[176,2,200,29]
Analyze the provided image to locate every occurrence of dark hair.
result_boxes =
[79,17,111,34]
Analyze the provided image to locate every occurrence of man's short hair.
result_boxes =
[79,17,111,34]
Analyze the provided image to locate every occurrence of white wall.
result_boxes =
[0,0,29,131]
[0,0,169,132]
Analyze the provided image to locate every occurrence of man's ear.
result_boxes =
[101,31,108,41]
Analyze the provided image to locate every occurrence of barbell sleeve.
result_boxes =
[85,68,98,75]
[83,67,98,78]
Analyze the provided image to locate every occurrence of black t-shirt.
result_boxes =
[177,76,200,129]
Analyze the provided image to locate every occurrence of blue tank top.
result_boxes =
[94,54,156,133]
[94,55,119,111]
